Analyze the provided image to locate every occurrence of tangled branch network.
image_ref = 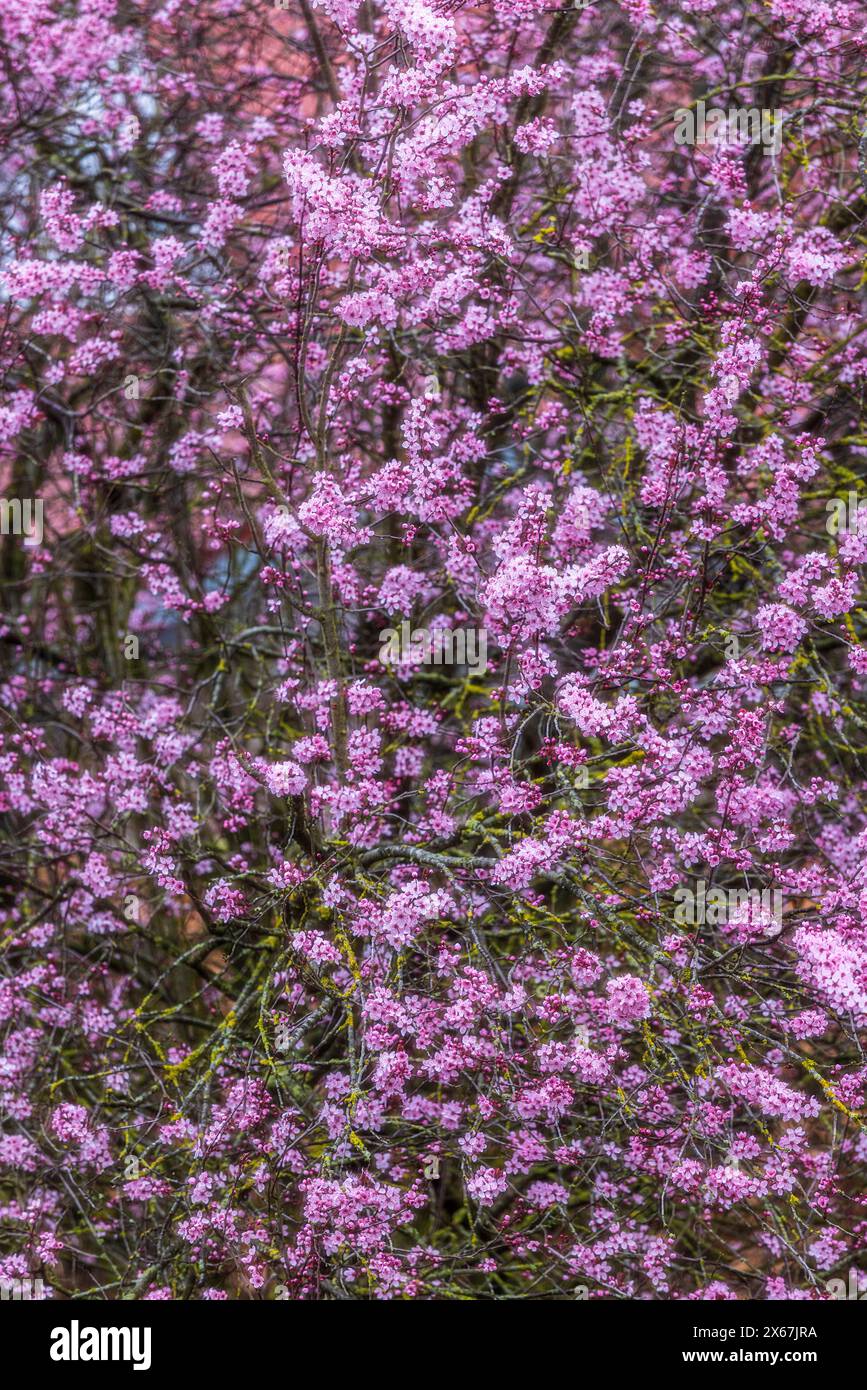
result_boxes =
[1,0,867,1301]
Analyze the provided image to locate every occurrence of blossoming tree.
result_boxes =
[1,0,866,1300]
